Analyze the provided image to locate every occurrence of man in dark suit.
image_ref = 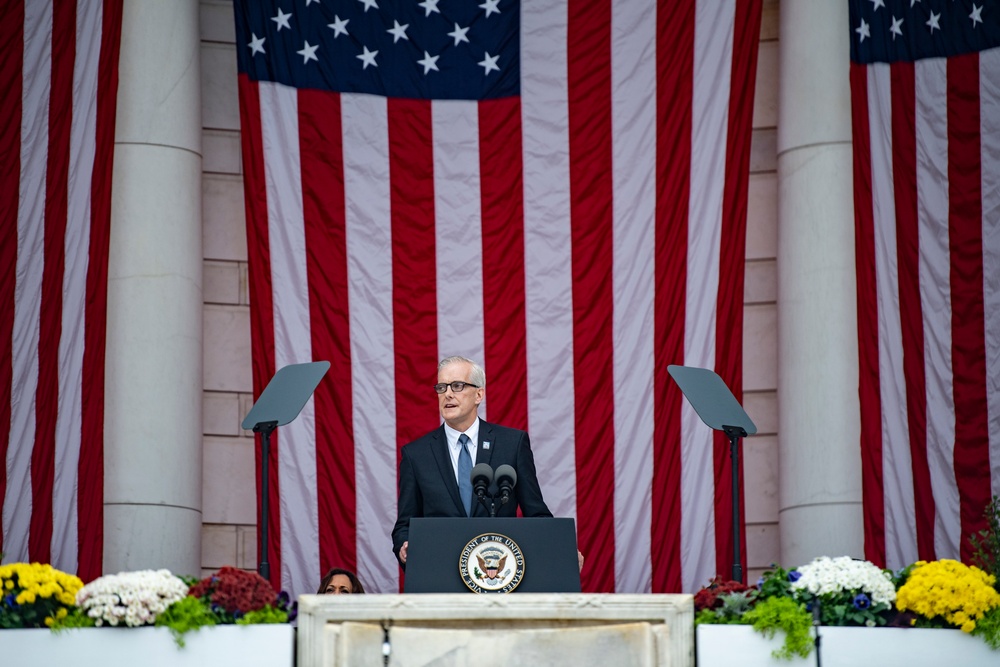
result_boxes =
[391,356,552,567]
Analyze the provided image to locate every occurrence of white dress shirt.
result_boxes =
[443,419,480,485]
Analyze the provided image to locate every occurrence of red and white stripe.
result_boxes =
[0,0,121,581]
[240,0,761,596]
[852,47,1000,570]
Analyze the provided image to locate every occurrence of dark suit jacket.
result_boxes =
[391,419,552,565]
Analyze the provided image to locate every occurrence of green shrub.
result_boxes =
[743,596,814,660]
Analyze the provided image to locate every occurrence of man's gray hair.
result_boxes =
[438,356,486,388]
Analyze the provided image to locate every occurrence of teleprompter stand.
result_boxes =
[241,361,330,582]
[668,365,757,583]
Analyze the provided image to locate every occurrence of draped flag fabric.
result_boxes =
[235,0,761,596]
[0,0,122,581]
[850,0,1000,570]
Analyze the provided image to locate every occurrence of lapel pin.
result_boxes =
[483,441,491,450]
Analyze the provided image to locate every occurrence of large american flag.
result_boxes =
[0,0,121,580]
[850,0,1000,569]
[235,0,762,596]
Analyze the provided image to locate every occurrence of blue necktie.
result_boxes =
[458,434,473,517]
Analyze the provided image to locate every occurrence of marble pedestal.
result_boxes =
[297,594,694,667]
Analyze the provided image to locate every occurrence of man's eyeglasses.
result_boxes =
[433,381,481,394]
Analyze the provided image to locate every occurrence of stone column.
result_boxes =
[104,0,202,575]
[776,1,863,565]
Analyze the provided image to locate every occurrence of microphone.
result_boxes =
[470,463,493,502]
[495,464,517,505]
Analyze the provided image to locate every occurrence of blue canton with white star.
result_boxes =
[234,0,519,100]
[850,0,1000,64]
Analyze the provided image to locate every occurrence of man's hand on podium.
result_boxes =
[578,550,584,572]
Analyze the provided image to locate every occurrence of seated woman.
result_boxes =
[317,567,365,594]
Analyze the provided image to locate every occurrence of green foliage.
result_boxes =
[802,591,889,627]
[743,596,814,661]
[695,590,758,626]
[891,562,916,589]
[154,595,220,647]
[971,606,1000,650]
[970,495,1000,591]
[236,605,289,625]
[695,608,736,626]
[50,608,97,631]
[757,565,797,601]
[718,590,758,617]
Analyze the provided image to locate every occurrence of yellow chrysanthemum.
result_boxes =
[0,562,86,628]
[897,559,1000,629]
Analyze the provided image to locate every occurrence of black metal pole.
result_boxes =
[254,421,278,583]
[723,425,747,583]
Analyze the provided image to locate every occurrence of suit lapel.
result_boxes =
[476,419,495,468]
[470,420,495,518]
[430,425,465,515]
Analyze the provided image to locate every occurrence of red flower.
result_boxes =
[694,576,755,612]
[188,567,277,614]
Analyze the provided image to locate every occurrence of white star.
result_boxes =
[870,0,884,10]
[272,8,292,31]
[448,23,470,46]
[417,51,440,74]
[910,0,920,7]
[305,0,321,5]
[358,0,378,12]
[297,40,319,64]
[418,0,441,17]
[387,20,410,43]
[926,11,940,32]
[248,32,266,55]
[478,52,500,75]
[970,4,983,26]
[357,45,379,69]
[480,0,501,18]
[889,15,903,39]
[855,19,870,43]
[328,15,349,38]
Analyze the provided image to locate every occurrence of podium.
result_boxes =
[404,517,581,593]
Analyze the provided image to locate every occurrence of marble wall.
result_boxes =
[297,594,694,667]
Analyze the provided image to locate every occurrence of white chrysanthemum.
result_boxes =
[75,569,188,627]
[791,556,896,606]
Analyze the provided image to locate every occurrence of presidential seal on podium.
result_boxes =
[459,533,525,593]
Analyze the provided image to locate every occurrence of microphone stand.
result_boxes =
[482,488,509,517]
[813,598,822,667]
[475,491,495,517]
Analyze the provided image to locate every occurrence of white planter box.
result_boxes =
[697,624,999,667]
[4,624,294,667]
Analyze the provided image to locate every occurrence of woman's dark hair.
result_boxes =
[317,568,365,594]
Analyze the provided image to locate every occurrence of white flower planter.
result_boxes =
[4,624,294,667]
[697,624,999,667]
